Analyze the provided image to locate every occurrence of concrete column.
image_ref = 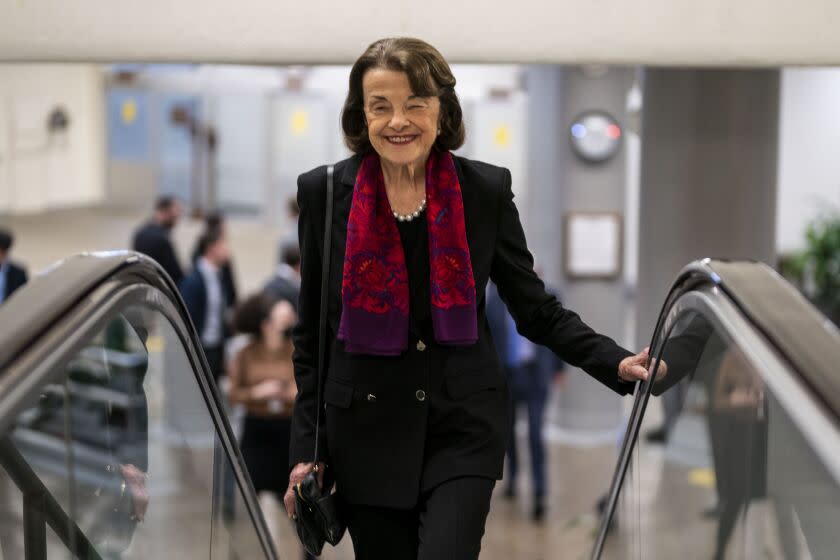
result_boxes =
[636,69,780,348]
[525,66,634,432]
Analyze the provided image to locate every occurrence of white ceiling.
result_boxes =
[2,0,839,66]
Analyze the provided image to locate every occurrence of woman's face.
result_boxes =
[263,300,296,339]
[362,68,441,168]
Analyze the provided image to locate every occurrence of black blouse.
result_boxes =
[396,211,434,341]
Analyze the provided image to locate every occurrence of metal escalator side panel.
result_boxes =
[594,283,840,559]
[1,437,104,560]
[0,252,278,560]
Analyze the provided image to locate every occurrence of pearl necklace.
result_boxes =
[392,197,427,222]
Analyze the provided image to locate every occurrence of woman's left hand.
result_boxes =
[120,464,149,522]
[618,348,651,383]
[284,462,326,519]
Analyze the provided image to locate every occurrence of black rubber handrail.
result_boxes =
[0,253,161,374]
[663,259,840,420]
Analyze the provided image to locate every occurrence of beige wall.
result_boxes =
[1,0,840,66]
[0,64,105,214]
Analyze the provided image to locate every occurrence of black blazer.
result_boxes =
[181,268,209,337]
[191,243,239,307]
[180,267,229,343]
[2,261,28,302]
[290,154,633,508]
[486,281,565,375]
[132,222,184,287]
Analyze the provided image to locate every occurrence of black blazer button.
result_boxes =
[367,393,377,402]
[416,340,427,352]
[416,390,426,402]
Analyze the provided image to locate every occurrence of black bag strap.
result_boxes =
[313,165,334,466]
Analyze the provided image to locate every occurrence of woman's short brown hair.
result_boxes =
[234,293,275,339]
[341,37,466,154]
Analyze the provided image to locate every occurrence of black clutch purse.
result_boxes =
[293,165,346,555]
[294,467,345,555]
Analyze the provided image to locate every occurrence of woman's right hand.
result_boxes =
[284,462,326,519]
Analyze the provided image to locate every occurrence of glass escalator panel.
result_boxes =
[599,283,840,560]
[0,276,276,559]
[210,448,269,559]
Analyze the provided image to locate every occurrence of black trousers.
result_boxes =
[203,344,225,382]
[343,476,495,560]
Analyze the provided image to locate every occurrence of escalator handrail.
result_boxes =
[0,251,278,560]
[592,258,840,559]
[668,259,840,420]
[0,252,147,374]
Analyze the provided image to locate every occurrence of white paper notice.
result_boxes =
[567,214,621,277]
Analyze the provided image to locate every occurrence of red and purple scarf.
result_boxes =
[337,150,477,355]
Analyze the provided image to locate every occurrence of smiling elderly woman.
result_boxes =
[285,37,649,559]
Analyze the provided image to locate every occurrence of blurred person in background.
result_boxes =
[132,196,184,286]
[192,211,239,309]
[228,293,312,559]
[0,228,28,304]
[264,242,301,312]
[181,227,231,382]
[278,196,300,256]
[710,348,767,560]
[487,281,565,522]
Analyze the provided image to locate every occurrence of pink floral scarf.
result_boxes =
[337,150,477,355]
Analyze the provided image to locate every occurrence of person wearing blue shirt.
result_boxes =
[180,227,231,381]
[487,281,565,522]
[0,228,28,305]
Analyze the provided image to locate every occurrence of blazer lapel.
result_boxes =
[339,153,362,189]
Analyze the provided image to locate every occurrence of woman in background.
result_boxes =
[229,294,298,507]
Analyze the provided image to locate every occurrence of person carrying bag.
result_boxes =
[291,165,346,556]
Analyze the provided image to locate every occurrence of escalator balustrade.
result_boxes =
[0,253,277,559]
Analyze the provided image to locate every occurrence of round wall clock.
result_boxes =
[569,111,622,163]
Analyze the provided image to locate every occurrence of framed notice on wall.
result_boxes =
[563,212,623,280]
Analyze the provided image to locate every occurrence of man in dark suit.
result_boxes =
[180,227,230,382]
[132,196,184,286]
[191,212,238,308]
[0,228,28,304]
[487,281,565,522]
[263,241,301,311]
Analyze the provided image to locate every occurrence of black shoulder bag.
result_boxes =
[294,165,346,555]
